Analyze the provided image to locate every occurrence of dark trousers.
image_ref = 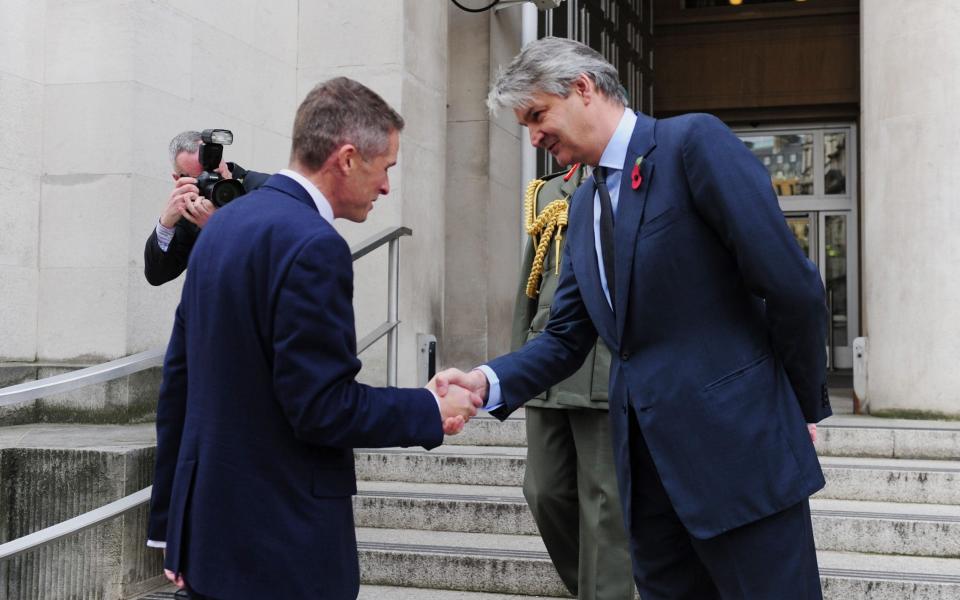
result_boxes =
[524,407,635,599]
[627,407,822,600]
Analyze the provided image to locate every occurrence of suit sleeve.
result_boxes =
[144,222,194,286]
[147,302,188,543]
[488,234,598,417]
[271,232,444,449]
[681,114,830,423]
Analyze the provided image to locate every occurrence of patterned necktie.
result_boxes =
[595,166,616,307]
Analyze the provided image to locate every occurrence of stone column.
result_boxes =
[861,1,960,416]
[443,5,524,369]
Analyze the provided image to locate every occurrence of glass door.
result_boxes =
[737,124,859,370]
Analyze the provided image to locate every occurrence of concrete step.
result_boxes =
[360,586,567,599]
[817,455,960,505]
[811,498,960,557]
[355,527,960,599]
[136,583,568,599]
[0,423,161,600]
[449,412,960,460]
[356,446,960,505]
[816,414,960,460]
[355,481,960,558]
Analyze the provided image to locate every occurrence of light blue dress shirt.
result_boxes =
[481,109,636,412]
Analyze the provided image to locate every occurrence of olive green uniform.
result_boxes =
[512,166,634,600]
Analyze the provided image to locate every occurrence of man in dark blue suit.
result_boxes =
[147,77,482,599]
[442,38,831,599]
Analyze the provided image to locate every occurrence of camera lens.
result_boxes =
[210,179,245,207]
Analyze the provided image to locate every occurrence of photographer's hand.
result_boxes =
[181,197,216,229]
[161,177,201,228]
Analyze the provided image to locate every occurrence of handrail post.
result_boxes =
[387,236,400,386]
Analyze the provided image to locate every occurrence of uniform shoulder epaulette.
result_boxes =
[523,164,582,298]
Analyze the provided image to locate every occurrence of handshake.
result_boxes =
[424,368,491,435]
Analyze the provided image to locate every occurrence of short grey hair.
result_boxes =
[291,77,405,171]
[168,130,202,169]
[487,37,628,115]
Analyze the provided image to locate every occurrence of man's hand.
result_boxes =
[807,423,817,443]
[433,368,489,402]
[426,376,482,435]
[180,196,216,228]
[160,177,201,228]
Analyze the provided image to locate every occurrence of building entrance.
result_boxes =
[736,125,859,369]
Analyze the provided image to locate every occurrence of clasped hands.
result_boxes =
[425,368,490,435]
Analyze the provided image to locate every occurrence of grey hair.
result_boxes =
[168,130,202,169]
[291,77,405,171]
[487,37,627,115]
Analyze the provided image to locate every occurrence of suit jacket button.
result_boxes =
[621,352,630,360]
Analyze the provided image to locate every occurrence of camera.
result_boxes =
[197,129,245,207]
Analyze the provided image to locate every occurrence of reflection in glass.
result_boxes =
[824,132,847,195]
[785,215,811,258]
[824,215,847,344]
[740,134,814,196]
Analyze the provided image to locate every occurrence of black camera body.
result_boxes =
[197,129,245,207]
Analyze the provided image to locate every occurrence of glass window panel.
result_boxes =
[785,215,811,258]
[824,132,847,195]
[739,134,814,196]
[824,215,847,344]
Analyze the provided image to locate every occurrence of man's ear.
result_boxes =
[573,74,593,104]
[336,144,360,174]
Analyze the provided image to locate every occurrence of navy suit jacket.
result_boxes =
[489,113,831,540]
[147,174,443,599]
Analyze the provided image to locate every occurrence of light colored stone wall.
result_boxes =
[297,0,449,387]
[442,6,524,370]
[0,0,298,364]
[0,0,45,362]
[861,1,960,415]
[3,0,509,387]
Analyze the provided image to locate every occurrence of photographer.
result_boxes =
[144,130,270,286]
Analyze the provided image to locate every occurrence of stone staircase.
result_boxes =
[4,405,960,599]
[348,409,960,600]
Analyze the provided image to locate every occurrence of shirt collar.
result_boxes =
[278,168,335,225]
[597,108,637,172]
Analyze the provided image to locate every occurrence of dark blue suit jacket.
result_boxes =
[147,174,443,599]
[489,113,831,540]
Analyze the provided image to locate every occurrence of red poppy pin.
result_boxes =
[631,156,644,190]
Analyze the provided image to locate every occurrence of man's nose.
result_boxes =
[380,177,390,196]
[528,127,543,148]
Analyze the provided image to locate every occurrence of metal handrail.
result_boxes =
[0,225,412,562]
[0,348,165,407]
[351,226,411,261]
[0,487,153,561]
[350,226,412,386]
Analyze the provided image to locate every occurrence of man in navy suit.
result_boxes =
[147,77,482,599]
[442,38,831,599]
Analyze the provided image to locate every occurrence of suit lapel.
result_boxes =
[614,115,657,338]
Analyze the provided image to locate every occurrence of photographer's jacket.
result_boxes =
[143,163,270,286]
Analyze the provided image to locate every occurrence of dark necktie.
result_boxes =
[595,166,616,307]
